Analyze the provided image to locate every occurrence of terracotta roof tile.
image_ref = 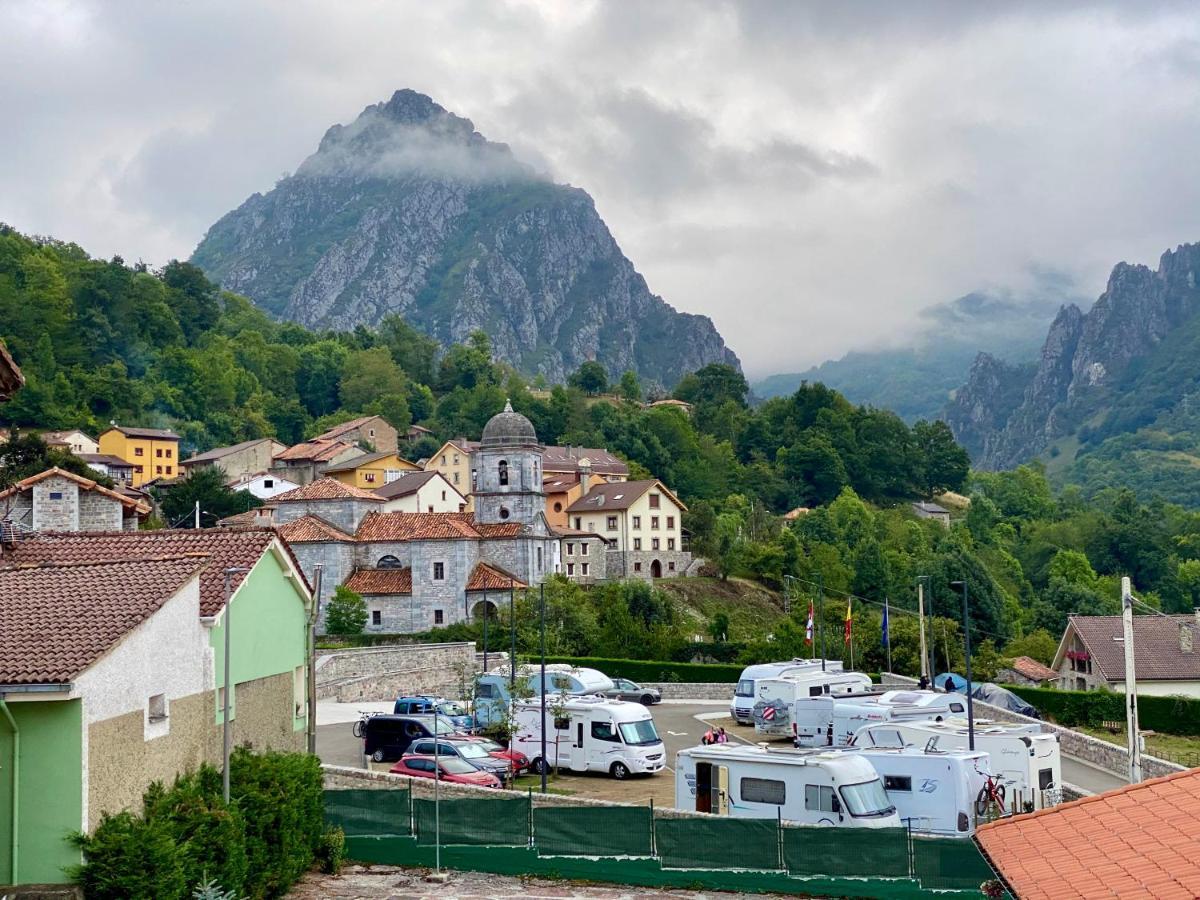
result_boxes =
[475,522,524,538]
[344,567,412,594]
[976,768,1200,899]
[273,478,385,503]
[0,556,205,683]
[1008,655,1059,681]
[466,562,526,592]
[274,439,355,463]
[1065,614,1200,681]
[355,511,521,542]
[277,514,355,543]
[0,467,150,514]
[5,528,295,617]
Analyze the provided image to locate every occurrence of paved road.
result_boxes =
[1061,756,1128,794]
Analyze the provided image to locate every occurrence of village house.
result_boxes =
[229,470,301,500]
[314,414,398,454]
[323,449,421,489]
[39,429,99,456]
[565,479,690,579]
[996,655,1059,687]
[0,528,312,884]
[1053,612,1200,696]
[404,423,435,444]
[98,425,182,488]
[372,470,466,513]
[424,437,478,498]
[181,437,287,483]
[80,452,135,485]
[911,500,951,527]
[270,438,360,486]
[0,467,150,536]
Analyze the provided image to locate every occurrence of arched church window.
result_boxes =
[378,555,402,569]
[498,459,509,486]
[499,507,510,520]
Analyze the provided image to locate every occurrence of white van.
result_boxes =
[730,659,843,725]
[474,664,615,727]
[753,670,873,737]
[511,695,665,779]
[842,745,989,836]
[793,690,967,748]
[852,719,1063,810]
[674,743,901,829]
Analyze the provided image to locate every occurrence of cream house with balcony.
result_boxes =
[564,479,689,579]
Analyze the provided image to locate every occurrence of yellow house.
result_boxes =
[423,438,479,502]
[97,426,182,487]
[323,450,420,489]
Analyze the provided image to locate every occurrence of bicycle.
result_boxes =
[974,764,1007,818]
[351,710,383,738]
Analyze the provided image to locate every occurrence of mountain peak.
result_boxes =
[378,89,448,124]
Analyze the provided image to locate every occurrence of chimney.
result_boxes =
[578,458,592,497]
[1182,623,1194,655]
[1195,607,1200,628]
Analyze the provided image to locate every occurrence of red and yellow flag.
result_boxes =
[843,598,852,644]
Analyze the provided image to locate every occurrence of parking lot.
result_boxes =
[316,699,757,807]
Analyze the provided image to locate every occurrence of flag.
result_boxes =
[881,599,890,649]
[805,600,814,645]
[844,598,853,645]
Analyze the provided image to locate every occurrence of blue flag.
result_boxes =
[881,599,890,648]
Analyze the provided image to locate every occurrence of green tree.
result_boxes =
[325,586,368,635]
[339,347,407,414]
[618,369,642,402]
[1002,629,1059,666]
[568,360,609,395]
[708,612,730,643]
[913,419,970,498]
[155,466,261,527]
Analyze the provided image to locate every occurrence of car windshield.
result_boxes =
[439,702,467,717]
[840,779,896,818]
[475,739,502,752]
[427,716,458,734]
[439,757,477,775]
[736,679,755,698]
[618,719,661,746]
[456,742,490,759]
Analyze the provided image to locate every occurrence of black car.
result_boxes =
[361,714,461,763]
[602,678,662,705]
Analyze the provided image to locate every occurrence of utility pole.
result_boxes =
[917,575,930,682]
[817,572,826,672]
[949,580,975,751]
[539,583,547,794]
[509,579,516,691]
[1121,576,1142,783]
[194,500,201,529]
[306,565,323,755]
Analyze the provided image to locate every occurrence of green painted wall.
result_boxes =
[209,550,309,731]
[0,699,83,884]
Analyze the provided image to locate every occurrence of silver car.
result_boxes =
[602,678,661,705]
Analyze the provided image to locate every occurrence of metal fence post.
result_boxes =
[649,799,656,858]
[528,788,534,849]
[776,807,784,871]
[409,777,415,837]
[906,818,914,880]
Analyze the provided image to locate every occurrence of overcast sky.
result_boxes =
[5,1,1200,377]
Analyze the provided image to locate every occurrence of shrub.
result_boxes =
[143,767,247,894]
[539,655,742,683]
[325,585,368,635]
[316,825,347,874]
[1007,685,1200,735]
[71,810,188,900]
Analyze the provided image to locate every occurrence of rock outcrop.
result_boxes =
[192,90,739,387]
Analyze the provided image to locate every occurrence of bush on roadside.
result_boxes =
[316,825,347,874]
[1007,685,1200,735]
[70,810,187,900]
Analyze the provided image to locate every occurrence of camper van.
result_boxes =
[474,664,615,727]
[793,690,968,748]
[510,695,665,779]
[842,744,990,836]
[852,719,1063,810]
[753,670,873,737]
[730,659,843,725]
[674,744,901,828]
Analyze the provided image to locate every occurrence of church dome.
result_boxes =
[481,400,539,448]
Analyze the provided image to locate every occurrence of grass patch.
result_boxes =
[510,774,574,795]
[658,576,785,643]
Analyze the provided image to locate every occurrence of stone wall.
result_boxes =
[607,548,692,580]
[643,682,734,700]
[78,489,123,531]
[31,476,77,530]
[316,642,478,702]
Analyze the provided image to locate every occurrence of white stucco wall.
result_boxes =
[1111,679,1200,698]
[234,473,301,499]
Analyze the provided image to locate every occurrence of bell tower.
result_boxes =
[472,400,544,526]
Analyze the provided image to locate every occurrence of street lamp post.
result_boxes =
[949,580,975,751]
[817,572,826,671]
[917,574,932,683]
[539,583,547,794]
[509,578,516,691]
[222,566,252,804]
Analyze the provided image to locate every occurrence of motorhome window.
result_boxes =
[618,719,661,746]
[1039,768,1054,790]
[823,685,831,694]
[592,722,620,742]
[840,779,896,817]
[883,775,912,792]
[805,784,836,812]
[950,702,965,713]
[735,679,755,698]
[808,686,823,697]
[554,716,570,731]
[477,683,496,699]
[741,777,786,805]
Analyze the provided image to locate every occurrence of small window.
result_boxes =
[634,562,642,572]
[477,683,496,699]
[453,472,460,484]
[48,491,64,500]
[441,491,447,501]
[667,516,675,529]
[580,543,588,556]
[606,516,618,531]
[135,465,144,474]
[264,479,274,488]
[567,563,575,576]
[369,429,375,437]
[632,515,641,529]
[499,507,510,520]
[498,460,509,486]
[1039,768,1054,790]
[372,610,382,626]
[378,555,403,569]
[148,693,168,723]
[165,448,172,459]
[809,686,823,697]
[166,466,172,475]
[652,538,660,550]
[634,538,642,550]
[567,543,575,556]
[293,665,305,718]
[581,563,589,576]
[805,784,836,812]
[574,517,582,530]
[433,562,445,581]
[434,610,444,625]
[453,454,459,465]
[156,448,163,458]
[591,721,619,742]
[649,494,661,509]
[883,775,912,792]
[651,516,660,530]
[156,465,163,475]
[536,547,543,572]
[135,447,144,456]
[365,472,376,483]
[950,702,965,713]
[741,777,786,805]
[441,454,447,465]
[668,538,676,551]
[668,561,676,572]
[553,502,563,512]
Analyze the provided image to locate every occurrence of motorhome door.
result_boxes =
[569,719,588,772]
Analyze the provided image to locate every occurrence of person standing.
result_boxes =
[716,727,728,744]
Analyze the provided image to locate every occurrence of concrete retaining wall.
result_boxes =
[316,642,478,702]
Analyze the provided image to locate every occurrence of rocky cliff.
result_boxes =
[191,90,739,387]
[945,242,1200,470]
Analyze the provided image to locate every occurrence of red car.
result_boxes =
[445,736,530,774]
[389,753,502,788]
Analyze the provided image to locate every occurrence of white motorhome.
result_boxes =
[852,719,1063,810]
[674,744,900,829]
[474,664,615,727]
[842,745,990,836]
[731,659,843,725]
[511,695,665,779]
[793,690,968,748]
[753,670,873,737]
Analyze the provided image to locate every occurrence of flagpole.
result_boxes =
[883,597,892,676]
[846,598,853,670]
[818,573,826,671]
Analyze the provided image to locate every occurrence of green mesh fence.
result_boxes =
[414,797,529,846]
[654,817,782,870]
[912,836,994,890]
[533,805,653,858]
[324,789,411,836]
[782,825,909,878]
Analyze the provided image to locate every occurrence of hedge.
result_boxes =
[538,655,743,683]
[1006,685,1200,736]
[72,748,324,899]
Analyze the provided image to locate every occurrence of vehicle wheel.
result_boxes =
[995,784,1007,809]
[640,694,654,706]
[371,749,385,763]
[352,719,365,738]
[531,757,548,775]
[974,785,990,816]
[611,762,630,780]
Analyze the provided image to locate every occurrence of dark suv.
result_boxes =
[362,714,461,763]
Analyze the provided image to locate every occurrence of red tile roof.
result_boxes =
[976,768,1200,900]
[0,467,150,514]
[272,478,385,503]
[356,511,483,541]
[274,439,355,463]
[565,479,687,513]
[466,562,526,592]
[1063,615,1200,681]
[0,556,205,683]
[344,567,413,595]
[1008,655,1059,682]
[4,528,297,617]
[277,515,355,543]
